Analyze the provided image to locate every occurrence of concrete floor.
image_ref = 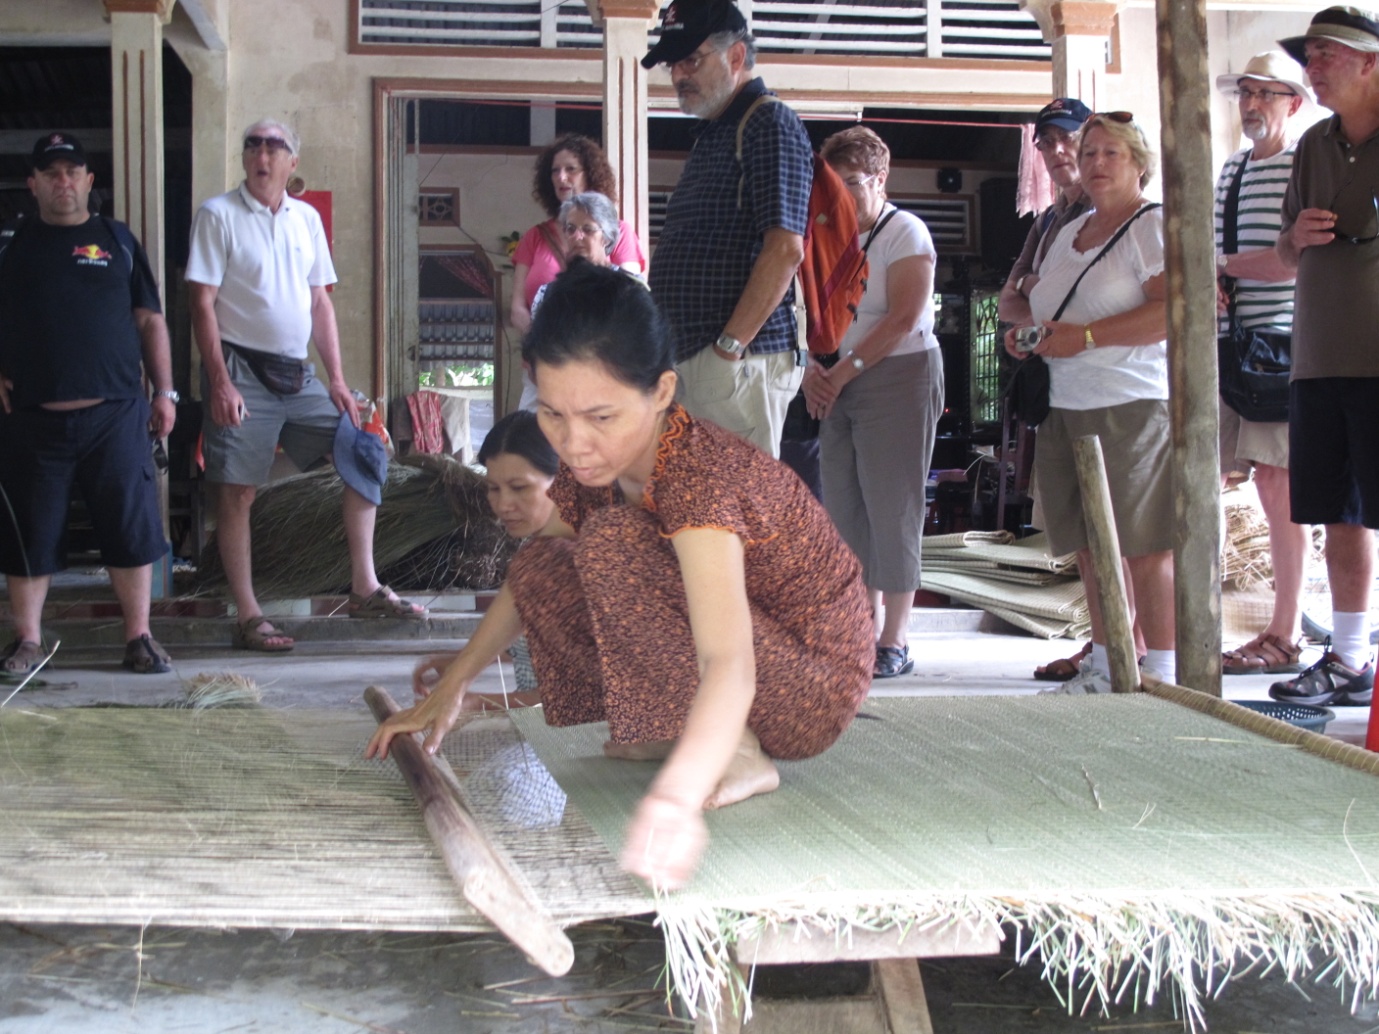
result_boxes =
[2,605,1377,1032]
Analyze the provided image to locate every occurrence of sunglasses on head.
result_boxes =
[243,135,292,154]
[1088,111,1136,125]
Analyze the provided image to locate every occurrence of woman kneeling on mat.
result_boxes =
[368,260,873,889]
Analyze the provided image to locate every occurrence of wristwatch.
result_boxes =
[846,351,865,371]
[715,333,747,358]
[154,389,180,403]
[1083,326,1097,351]
[1015,274,1030,296]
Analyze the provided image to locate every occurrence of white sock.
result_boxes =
[1143,649,1176,683]
[1331,611,1372,671]
[1089,642,1109,675]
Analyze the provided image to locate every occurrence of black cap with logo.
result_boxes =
[31,132,88,171]
[641,0,748,69]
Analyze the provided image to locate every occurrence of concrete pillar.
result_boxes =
[105,0,174,298]
[591,0,660,244]
[1025,0,1121,106]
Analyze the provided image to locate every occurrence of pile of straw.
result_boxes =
[197,455,515,598]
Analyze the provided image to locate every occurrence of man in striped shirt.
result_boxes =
[1213,51,1312,677]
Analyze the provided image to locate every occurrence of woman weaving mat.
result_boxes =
[368,260,874,889]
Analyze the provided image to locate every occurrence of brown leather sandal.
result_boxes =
[232,615,295,652]
[347,585,428,620]
[1034,641,1092,682]
[1223,632,1303,676]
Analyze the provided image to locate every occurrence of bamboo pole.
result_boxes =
[1156,0,1223,696]
[364,686,575,976]
[1073,435,1140,693]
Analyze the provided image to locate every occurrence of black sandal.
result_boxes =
[122,634,171,674]
[874,645,914,679]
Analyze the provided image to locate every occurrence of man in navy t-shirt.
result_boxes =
[0,132,177,677]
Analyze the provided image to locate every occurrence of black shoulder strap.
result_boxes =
[1222,153,1249,257]
[98,215,138,279]
[1051,202,1161,322]
[861,207,899,256]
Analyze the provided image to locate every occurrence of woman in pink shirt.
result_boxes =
[508,134,646,335]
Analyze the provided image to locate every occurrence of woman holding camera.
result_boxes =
[1004,111,1172,690]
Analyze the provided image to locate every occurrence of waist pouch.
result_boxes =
[224,341,306,396]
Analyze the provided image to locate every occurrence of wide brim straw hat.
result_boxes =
[1215,50,1314,107]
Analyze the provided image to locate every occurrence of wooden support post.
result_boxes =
[874,958,936,1034]
[1073,435,1140,692]
[364,686,575,976]
[1156,0,1222,696]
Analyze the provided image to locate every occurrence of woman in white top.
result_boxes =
[1005,111,1174,689]
[805,127,945,680]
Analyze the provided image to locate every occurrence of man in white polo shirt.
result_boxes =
[188,118,426,652]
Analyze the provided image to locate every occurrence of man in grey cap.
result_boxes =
[188,118,426,652]
[1213,51,1312,679]
[1271,7,1379,706]
[643,0,813,458]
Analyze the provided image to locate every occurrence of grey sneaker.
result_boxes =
[1269,650,1374,707]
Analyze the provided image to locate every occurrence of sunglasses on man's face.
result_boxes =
[244,135,293,155]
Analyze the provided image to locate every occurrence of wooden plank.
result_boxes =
[363,685,575,976]
[1073,435,1140,693]
[874,958,935,1034]
[1155,0,1223,697]
[735,918,1002,965]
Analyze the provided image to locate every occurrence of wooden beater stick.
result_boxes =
[364,685,575,976]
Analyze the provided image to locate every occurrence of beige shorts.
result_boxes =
[1034,398,1174,558]
[1219,403,1289,475]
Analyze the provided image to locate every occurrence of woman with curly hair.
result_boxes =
[508,134,646,335]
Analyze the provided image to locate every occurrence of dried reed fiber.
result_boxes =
[0,707,649,932]
[512,695,1379,1030]
[196,455,516,598]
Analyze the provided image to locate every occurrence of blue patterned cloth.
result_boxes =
[649,77,813,362]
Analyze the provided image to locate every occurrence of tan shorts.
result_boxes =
[1219,403,1289,475]
[1034,398,1174,558]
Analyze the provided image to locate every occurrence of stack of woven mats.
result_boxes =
[921,530,1089,639]
[513,688,1379,1027]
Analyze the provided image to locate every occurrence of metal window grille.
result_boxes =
[968,289,1002,428]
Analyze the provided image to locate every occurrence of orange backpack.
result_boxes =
[736,96,866,357]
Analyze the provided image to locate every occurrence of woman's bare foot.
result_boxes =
[704,729,779,810]
[604,739,674,761]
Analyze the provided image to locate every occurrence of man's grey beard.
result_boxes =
[1241,117,1269,141]
[677,76,736,119]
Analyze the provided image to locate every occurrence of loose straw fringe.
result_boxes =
[654,890,1379,1033]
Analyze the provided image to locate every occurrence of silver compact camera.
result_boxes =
[1014,325,1045,353]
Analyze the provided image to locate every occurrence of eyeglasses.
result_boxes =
[243,135,293,155]
[1228,86,1296,103]
[841,173,876,189]
[667,46,722,75]
[1328,184,1379,245]
[562,221,604,239]
[1034,129,1077,153]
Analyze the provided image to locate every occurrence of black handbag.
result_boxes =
[1005,203,1161,429]
[1216,156,1291,422]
